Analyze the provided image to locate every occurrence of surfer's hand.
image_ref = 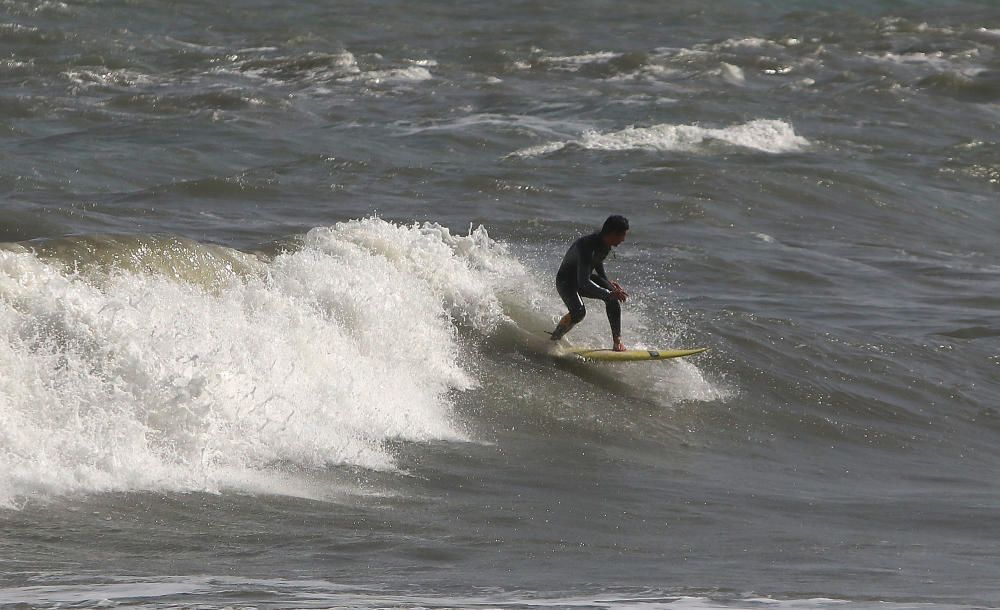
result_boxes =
[610,284,628,302]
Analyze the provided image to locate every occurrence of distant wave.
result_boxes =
[340,65,434,84]
[228,50,362,83]
[532,51,651,78]
[510,119,809,157]
[228,49,435,88]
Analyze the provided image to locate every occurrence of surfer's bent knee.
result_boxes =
[556,281,586,323]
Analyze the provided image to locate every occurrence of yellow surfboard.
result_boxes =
[561,347,708,362]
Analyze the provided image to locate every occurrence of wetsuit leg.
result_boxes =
[605,298,621,339]
[551,281,586,340]
[557,281,586,323]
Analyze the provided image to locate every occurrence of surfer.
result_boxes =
[549,215,630,351]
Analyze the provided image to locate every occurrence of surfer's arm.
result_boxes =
[576,250,612,300]
[594,261,626,300]
[590,273,614,291]
[592,261,614,289]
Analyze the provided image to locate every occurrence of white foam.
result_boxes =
[537,51,621,71]
[610,95,679,106]
[0,22,39,35]
[29,1,71,14]
[227,51,361,84]
[873,51,952,69]
[719,36,777,49]
[511,119,809,157]
[0,219,526,508]
[2,59,33,72]
[342,66,433,84]
[512,140,572,157]
[865,49,982,77]
[720,62,746,85]
[62,68,153,90]
[0,577,932,610]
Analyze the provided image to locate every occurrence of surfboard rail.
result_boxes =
[561,347,708,362]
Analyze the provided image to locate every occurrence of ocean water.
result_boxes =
[2,1,999,608]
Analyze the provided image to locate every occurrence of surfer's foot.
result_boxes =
[550,314,574,341]
[612,338,626,352]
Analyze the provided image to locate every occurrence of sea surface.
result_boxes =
[2,1,999,608]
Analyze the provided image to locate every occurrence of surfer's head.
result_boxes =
[600,215,629,246]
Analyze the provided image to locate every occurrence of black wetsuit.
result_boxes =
[555,232,621,338]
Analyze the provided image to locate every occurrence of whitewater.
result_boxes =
[0,221,513,504]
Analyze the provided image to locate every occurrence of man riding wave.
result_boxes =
[549,215,630,351]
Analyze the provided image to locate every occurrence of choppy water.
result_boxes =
[2,1,999,608]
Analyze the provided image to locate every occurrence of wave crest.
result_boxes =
[511,119,809,157]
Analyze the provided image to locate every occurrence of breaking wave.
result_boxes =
[511,119,809,157]
[0,219,524,507]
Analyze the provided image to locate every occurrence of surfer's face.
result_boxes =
[605,230,627,247]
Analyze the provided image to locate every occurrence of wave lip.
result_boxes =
[511,119,809,157]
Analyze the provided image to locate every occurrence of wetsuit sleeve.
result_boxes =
[592,262,613,290]
[577,247,613,300]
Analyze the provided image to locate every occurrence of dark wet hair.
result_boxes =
[600,215,629,235]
